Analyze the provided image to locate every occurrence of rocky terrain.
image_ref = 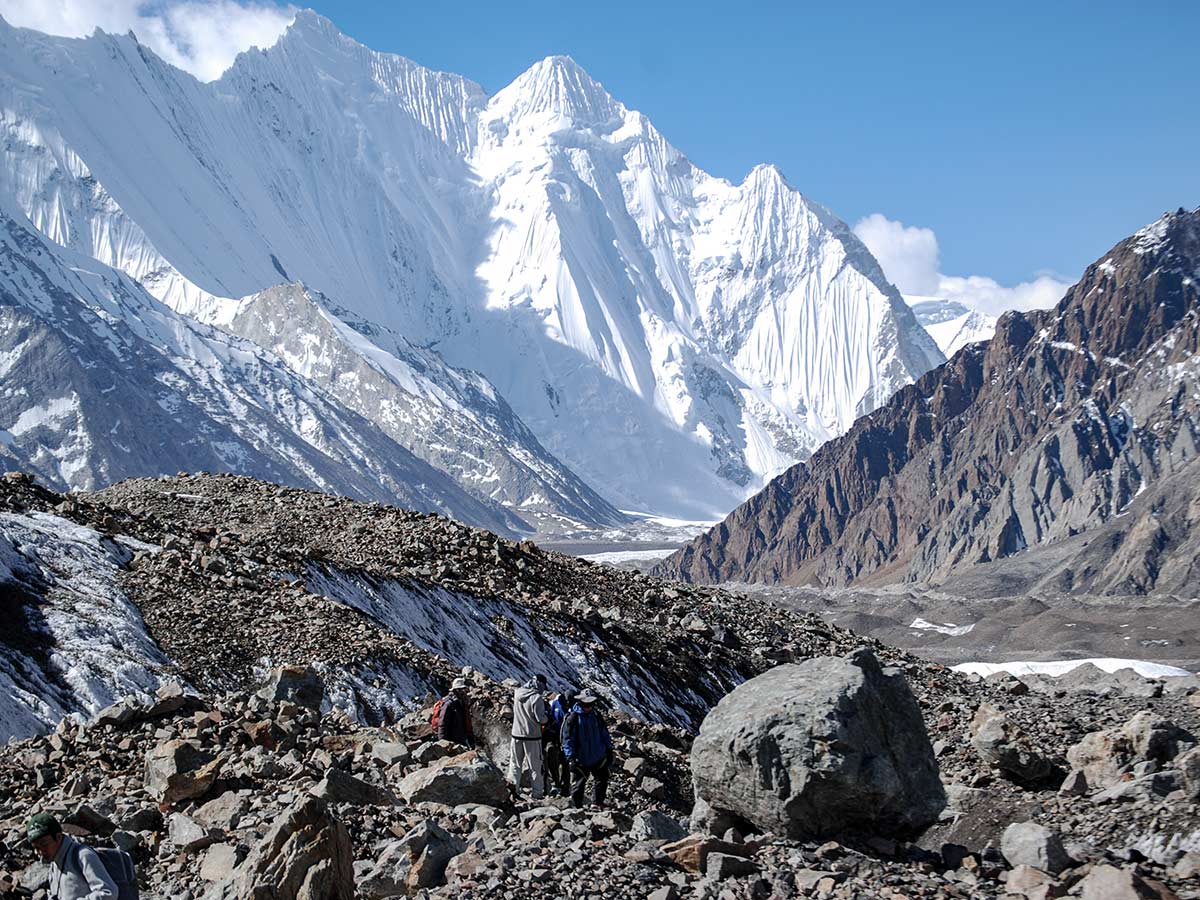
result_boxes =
[659,208,1200,594]
[0,470,1198,897]
[752,584,1200,673]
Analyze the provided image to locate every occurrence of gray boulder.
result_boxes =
[1001,822,1072,875]
[629,810,687,843]
[1066,712,1192,789]
[690,648,945,840]
[358,820,465,897]
[310,768,398,806]
[258,665,325,711]
[971,704,1057,786]
[395,752,510,808]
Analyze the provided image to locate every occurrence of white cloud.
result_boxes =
[853,213,1071,317]
[852,213,941,297]
[0,0,295,81]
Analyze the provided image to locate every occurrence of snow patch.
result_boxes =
[909,617,975,637]
[952,658,1194,679]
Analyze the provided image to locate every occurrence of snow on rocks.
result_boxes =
[0,503,171,741]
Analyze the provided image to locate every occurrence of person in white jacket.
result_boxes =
[28,813,118,900]
[509,674,549,799]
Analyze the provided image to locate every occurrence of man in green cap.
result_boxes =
[27,812,118,899]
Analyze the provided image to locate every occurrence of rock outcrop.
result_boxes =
[1066,712,1195,788]
[690,648,946,839]
[205,796,354,900]
[659,209,1200,596]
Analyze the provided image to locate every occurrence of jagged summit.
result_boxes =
[485,53,621,129]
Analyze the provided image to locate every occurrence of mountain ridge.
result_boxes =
[657,208,1200,593]
[0,10,942,520]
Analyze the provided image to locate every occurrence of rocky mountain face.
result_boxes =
[2,471,1200,898]
[0,202,524,536]
[660,209,1200,594]
[0,12,942,521]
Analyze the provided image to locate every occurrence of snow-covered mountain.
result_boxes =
[0,11,943,519]
[219,283,624,531]
[908,297,998,358]
[0,199,527,535]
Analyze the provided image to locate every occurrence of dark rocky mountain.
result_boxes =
[659,209,1200,593]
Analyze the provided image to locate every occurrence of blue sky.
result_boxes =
[301,0,1197,292]
[6,0,1197,303]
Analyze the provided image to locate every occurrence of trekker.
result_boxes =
[544,689,575,795]
[561,690,614,809]
[436,677,475,749]
[28,812,118,900]
[509,674,549,799]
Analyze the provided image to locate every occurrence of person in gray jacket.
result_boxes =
[28,812,118,900]
[509,674,549,799]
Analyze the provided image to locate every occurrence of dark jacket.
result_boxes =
[561,702,612,768]
[547,693,574,742]
[437,692,473,746]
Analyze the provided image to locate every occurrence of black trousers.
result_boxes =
[543,739,567,793]
[570,758,610,808]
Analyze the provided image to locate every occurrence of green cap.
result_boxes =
[27,813,61,842]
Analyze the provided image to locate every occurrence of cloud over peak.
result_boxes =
[0,0,295,81]
[854,213,1070,317]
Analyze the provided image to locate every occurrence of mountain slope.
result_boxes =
[659,209,1200,593]
[0,200,526,535]
[219,283,625,531]
[0,12,942,519]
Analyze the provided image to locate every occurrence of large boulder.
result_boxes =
[1066,712,1193,789]
[145,740,222,804]
[258,665,325,711]
[204,796,353,900]
[358,820,466,897]
[970,704,1057,786]
[690,648,945,840]
[1001,822,1072,875]
[395,752,510,808]
[310,768,398,806]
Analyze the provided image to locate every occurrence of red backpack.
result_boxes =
[430,696,447,732]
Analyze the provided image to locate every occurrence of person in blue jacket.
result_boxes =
[544,689,575,795]
[560,690,614,808]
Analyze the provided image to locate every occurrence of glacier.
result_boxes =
[0,11,943,520]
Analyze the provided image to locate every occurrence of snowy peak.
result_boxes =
[487,55,622,130]
[0,12,946,521]
[909,297,998,358]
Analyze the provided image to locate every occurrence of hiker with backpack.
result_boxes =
[543,688,575,796]
[434,677,474,749]
[509,674,549,799]
[28,811,137,899]
[561,690,614,809]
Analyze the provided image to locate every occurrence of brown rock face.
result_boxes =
[206,796,354,900]
[659,209,1200,593]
